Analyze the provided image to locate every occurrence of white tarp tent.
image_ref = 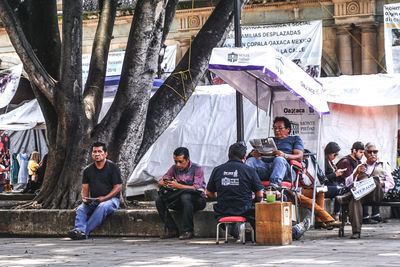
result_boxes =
[127,74,399,196]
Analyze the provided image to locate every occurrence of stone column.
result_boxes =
[337,27,353,75]
[360,24,378,74]
[351,27,362,75]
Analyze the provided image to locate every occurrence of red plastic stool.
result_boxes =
[216,216,254,244]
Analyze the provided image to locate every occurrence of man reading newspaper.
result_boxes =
[246,116,304,187]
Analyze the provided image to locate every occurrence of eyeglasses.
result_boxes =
[366,150,378,154]
[273,127,286,131]
[334,153,339,157]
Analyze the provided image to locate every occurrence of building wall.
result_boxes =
[1,0,399,75]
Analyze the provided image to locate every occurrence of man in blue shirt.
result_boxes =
[246,116,304,187]
[207,142,310,240]
[206,142,264,231]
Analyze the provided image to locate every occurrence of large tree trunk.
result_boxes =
[0,0,246,208]
[133,0,246,168]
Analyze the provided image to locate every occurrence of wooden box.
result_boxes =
[255,202,292,245]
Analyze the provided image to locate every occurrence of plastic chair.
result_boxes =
[216,216,255,244]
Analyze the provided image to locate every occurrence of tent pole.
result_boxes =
[256,79,259,128]
[311,114,323,226]
[267,91,274,137]
[234,0,244,142]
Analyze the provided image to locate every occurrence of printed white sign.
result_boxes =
[82,45,177,83]
[283,206,290,226]
[223,21,322,77]
[384,3,400,73]
[273,100,319,152]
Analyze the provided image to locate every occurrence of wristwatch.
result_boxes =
[284,153,288,159]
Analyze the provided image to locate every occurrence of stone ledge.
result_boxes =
[0,208,217,238]
[0,199,393,238]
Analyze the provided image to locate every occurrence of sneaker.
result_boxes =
[179,232,194,240]
[293,217,310,240]
[362,218,378,224]
[67,229,86,240]
[160,230,178,239]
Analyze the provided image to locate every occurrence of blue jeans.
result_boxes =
[246,156,291,187]
[74,197,120,237]
[0,184,4,193]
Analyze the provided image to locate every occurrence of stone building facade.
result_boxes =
[0,0,398,76]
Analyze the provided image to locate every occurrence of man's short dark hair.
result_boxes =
[92,141,107,152]
[273,116,291,134]
[351,141,364,151]
[174,147,190,159]
[228,142,247,160]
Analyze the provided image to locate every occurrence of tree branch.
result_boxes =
[0,0,56,105]
[93,0,166,144]
[83,0,118,130]
[133,0,245,167]
[59,0,83,103]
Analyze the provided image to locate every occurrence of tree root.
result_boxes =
[13,201,43,210]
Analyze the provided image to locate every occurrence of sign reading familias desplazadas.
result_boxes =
[223,21,322,77]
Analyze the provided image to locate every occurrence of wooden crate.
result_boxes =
[255,202,292,245]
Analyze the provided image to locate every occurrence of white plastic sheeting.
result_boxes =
[0,98,115,131]
[0,100,45,130]
[319,74,400,106]
[127,83,399,196]
[126,85,268,196]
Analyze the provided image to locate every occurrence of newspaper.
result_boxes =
[249,138,277,155]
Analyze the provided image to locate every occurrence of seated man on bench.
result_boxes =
[337,142,395,239]
[207,142,310,240]
[246,116,303,188]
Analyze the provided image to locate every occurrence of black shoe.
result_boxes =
[314,222,324,229]
[350,232,361,239]
[160,230,179,239]
[67,229,86,240]
[362,218,378,224]
[179,232,194,240]
[371,216,386,223]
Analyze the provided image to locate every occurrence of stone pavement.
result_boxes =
[0,219,399,267]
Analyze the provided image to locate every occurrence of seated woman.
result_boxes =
[323,142,347,220]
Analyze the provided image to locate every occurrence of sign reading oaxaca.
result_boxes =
[223,21,322,77]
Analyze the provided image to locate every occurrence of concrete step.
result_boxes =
[0,193,35,201]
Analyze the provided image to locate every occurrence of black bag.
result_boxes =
[158,187,201,208]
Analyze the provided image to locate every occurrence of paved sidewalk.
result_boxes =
[1,219,399,267]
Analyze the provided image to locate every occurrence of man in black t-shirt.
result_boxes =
[206,143,264,231]
[68,142,122,240]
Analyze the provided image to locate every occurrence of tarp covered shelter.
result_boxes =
[127,71,399,198]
